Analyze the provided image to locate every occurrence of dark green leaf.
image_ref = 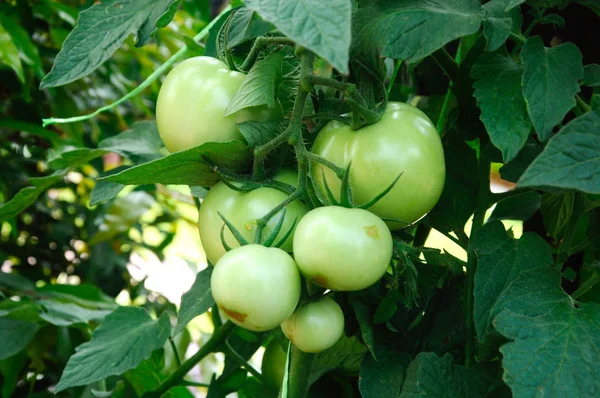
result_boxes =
[472,221,553,340]
[227,8,274,48]
[359,353,410,398]
[0,119,62,145]
[246,0,351,74]
[237,120,283,148]
[40,0,180,88]
[472,50,531,161]
[0,12,44,79]
[540,192,574,239]
[482,0,522,51]
[0,170,66,222]
[101,141,251,186]
[0,351,26,398]
[225,53,283,115]
[174,267,215,336]
[400,353,489,397]
[488,191,541,222]
[90,167,128,206]
[499,139,543,183]
[373,296,398,325]
[0,19,24,82]
[494,267,600,397]
[0,317,39,360]
[353,0,483,63]
[349,294,376,360]
[518,110,600,194]
[521,36,583,141]
[54,307,171,392]
[39,300,112,326]
[238,377,277,398]
[309,335,367,384]
[0,271,35,291]
[582,64,600,87]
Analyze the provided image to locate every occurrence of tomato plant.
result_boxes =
[211,244,301,331]
[293,206,393,291]
[156,56,277,152]
[281,297,345,353]
[198,169,308,265]
[261,339,287,389]
[311,102,445,228]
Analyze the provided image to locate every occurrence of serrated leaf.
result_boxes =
[518,110,600,194]
[174,267,214,336]
[54,307,171,392]
[0,170,66,222]
[37,283,117,311]
[482,0,522,51]
[488,191,541,222]
[246,0,351,74]
[493,267,600,397]
[40,0,179,88]
[400,352,489,397]
[0,317,39,360]
[521,36,583,141]
[582,64,600,87]
[0,19,24,82]
[227,7,274,48]
[353,0,483,63]
[359,353,410,398]
[100,140,251,186]
[90,166,128,206]
[472,50,531,162]
[225,53,283,116]
[309,335,367,385]
[472,221,554,340]
[39,300,112,326]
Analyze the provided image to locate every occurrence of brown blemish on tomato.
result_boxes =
[364,225,379,239]
[312,274,331,289]
[219,305,247,322]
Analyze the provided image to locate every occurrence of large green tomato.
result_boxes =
[292,206,393,291]
[156,56,276,152]
[211,244,301,331]
[198,170,308,265]
[281,297,345,353]
[261,340,287,389]
[311,102,445,229]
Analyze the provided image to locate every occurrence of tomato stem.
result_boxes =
[284,346,314,398]
[239,36,296,72]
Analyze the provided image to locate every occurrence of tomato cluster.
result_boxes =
[156,57,445,358]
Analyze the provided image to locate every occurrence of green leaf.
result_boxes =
[0,19,24,82]
[521,36,583,141]
[90,166,128,206]
[48,148,109,170]
[174,267,215,336]
[472,50,531,161]
[494,267,600,397]
[499,139,544,183]
[237,120,283,148]
[353,0,483,63]
[0,12,44,79]
[40,0,180,88]
[54,307,171,392]
[359,353,410,398]
[0,351,27,398]
[518,110,600,194]
[100,141,251,186]
[400,353,489,397]
[225,53,283,116]
[37,283,117,310]
[582,64,600,87]
[505,0,527,10]
[482,0,523,51]
[0,119,62,146]
[227,7,274,48]
[245,0,351,74]
[349,295,376,360]
[540,192,574,239]
[488,191,541,222]
[123,349,166,396]
[0,271,35,291]
[472,221,554,340]
[373,296,398,325]
[309,335,367,385]
[0,317,39,360]
[39,300,112,326]
[239,377,277,398]
[0,170,66,222]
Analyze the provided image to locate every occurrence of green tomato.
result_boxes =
[211,244,301,331]
[198,170,309,265]
[156,56,276,152]
[281,297,345,353]
[311,102,445,229]
[261,339,287,389]
[293,206,392,291]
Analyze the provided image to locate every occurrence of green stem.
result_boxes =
[169,336,183,367]
[211,304,222,329]
[152,322,235,396]
[431,48,459,83]
[572,272,600,300]
[286,346,314,398]
[412,224,431,247]
[439,230,467,251]
[225,341,267,384]
[239,36,296,72]
[437,89,453,136]
[509,31,527,45]
[42,5,232,127]
[386,60,402,97]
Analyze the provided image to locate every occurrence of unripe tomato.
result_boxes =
[198,169,308,265]
[293,206,392,291]
[281,297,345,353]
[311,102,445,229]
[211,244,301,331]
[261,340,287,389]
[156,56,276,152]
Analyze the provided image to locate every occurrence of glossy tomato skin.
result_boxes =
[281,297,345,353]
[156,56,276,152]
[311,102,445,229]
[198,170,308,265]
[293,206,392,291]
[211,244,301,331]
[261,339,287,389]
